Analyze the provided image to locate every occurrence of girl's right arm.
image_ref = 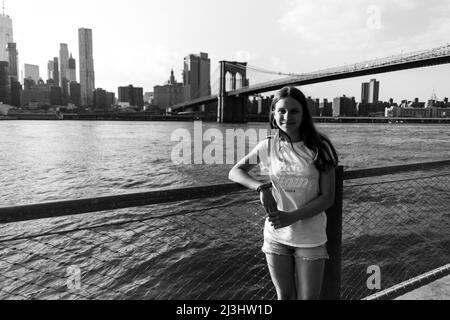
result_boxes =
[228,141,278,213]
[228,160,262,191]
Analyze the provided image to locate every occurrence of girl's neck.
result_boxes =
[280,131,302,143]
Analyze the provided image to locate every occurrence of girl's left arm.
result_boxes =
[269,168,336,229]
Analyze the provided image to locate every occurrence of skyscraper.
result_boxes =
[361,79,379,103]
[59,44,69,83]
[7,42,19,107]
[361,82,370,103]
[59,43,69,102]
[47,60,54,82]
[368,79,380,104]
[68,53,76,82]
[69,81,81,107]
[0,12,13,62]
[59,43,69,85]
[0,61,10,103]
[183,52,211,101]
[23,64,39,83]
[7,42,17,79]
[53,57,59,86]
[78,28,95,106]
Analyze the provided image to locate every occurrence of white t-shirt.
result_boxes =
[254,136,327,248]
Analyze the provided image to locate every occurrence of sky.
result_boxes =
[7,0,450,103]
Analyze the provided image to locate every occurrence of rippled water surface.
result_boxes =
[1,121,449,206]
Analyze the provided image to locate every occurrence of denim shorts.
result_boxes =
[262,238,329,261]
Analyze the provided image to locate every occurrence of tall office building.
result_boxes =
[10,76,21,107]
[52,57,59,85]
[59,43,69,87]
[183,52,211,101]
[361,82,369,103]
[59,43,69,102]
[7,42,19,106]
[7,42,17,79]
[0,12,13,62]
[368,79,380,104]
[23,64,40,83]
[0,61,9,103]
[69,81,81,107]
[68,53,76,82]
[59,43,69,84]
[78,28,95,106]
[361,79,379,103]
[47,60,54,81]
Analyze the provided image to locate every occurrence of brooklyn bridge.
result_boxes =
[170,43,450,122]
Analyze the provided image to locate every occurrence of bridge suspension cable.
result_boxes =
[224,61,303,77]
[225,43,450,88]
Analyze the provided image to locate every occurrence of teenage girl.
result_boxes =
[228,86,339,300]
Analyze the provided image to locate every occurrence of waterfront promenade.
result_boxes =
[395,275,450,300]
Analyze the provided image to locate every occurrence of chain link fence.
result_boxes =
[0,164,449,300]
[0,193,274,300]
[342,169,450,299]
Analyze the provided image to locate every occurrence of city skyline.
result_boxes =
[6,0,450,103]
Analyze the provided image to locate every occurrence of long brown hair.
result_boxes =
[269,86,339,172]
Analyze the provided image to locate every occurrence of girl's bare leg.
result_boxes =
[265,254,297,300]
[295,258,325,300]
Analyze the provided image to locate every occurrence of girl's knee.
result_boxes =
[272,281,296,300]
[297,293,320,300]
[277,290,297,300]
[297,288,321,300]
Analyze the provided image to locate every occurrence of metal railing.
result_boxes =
[0,160,449,300]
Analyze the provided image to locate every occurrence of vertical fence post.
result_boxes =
[321,165,344,300]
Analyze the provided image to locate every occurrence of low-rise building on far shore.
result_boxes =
[385,95,450,118]
[333,95,357,117]
[153,69,184,113]
[118,84,144,109]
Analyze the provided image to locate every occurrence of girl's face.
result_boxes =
[273,97,304,139]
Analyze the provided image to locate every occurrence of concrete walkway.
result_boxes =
[395,275,450,300]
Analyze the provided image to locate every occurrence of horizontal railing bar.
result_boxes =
[0,160,449,224]
[344,173,450,188]
[343,160,450,180]
[363,264,450,300]
[0,183,246,224]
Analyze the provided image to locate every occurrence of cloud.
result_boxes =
[232,50,256,62]
[278,0,450,62]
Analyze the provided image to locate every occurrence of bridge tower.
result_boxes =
[218,61,248,123]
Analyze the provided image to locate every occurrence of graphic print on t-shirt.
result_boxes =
[272,161,316,194]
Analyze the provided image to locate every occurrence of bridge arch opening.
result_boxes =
[225,72,233,92]
[235,72,243,89]
[218,61,250,122]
